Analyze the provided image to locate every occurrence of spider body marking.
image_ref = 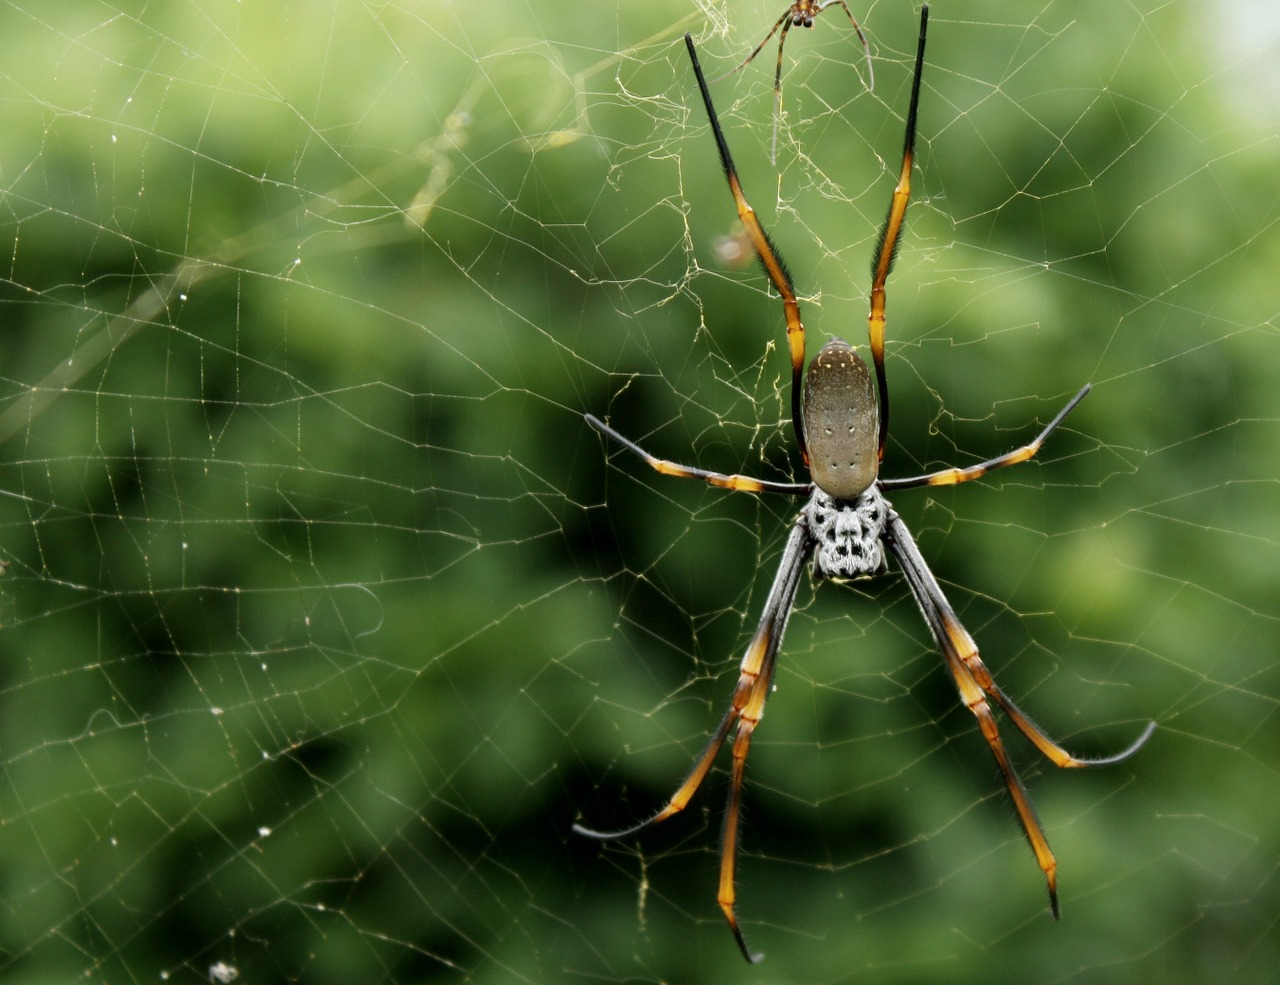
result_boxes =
[575,7,1154,963]
[804,336,879,499]
[802,486,888,580]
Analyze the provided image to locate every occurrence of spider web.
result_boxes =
[1,1,1277,983]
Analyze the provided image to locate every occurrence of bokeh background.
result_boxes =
[1,1,1276,983]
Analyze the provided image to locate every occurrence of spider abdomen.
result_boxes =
[803,487,888,580]
[804,337,880,499]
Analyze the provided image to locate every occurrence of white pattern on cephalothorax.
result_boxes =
[802,485,889,580]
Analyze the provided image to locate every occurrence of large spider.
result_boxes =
[716,0,875,163]
[574,6,1154,964]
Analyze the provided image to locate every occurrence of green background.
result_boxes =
[1,1,1276,983]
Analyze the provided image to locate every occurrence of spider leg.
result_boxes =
[821,0,875,91]
[686,34,810,468]
[976,673,1156,770]
[768,18,798,165]
[882,508,1154,918]
[719,518,811,962]
[586,414,810,496]
[574,518,815,963]
[710,8,792,84]
[880,384,1091,491]
[868,4,929,463]
[572,703,740,840]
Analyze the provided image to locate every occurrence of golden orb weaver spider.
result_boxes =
[716,0,875,164]
[574,6,1155,963]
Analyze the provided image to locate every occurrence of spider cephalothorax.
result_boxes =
[802,486,888,580]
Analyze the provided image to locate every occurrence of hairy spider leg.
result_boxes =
[868,4,928,463]
[883,509,1155,916]
[687,33,810,468]
[879,384,1092,491]
[585,414,810,496]
[574,518,816,964]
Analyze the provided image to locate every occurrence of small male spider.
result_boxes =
[716,0,875,163]
[574,6,1154,964]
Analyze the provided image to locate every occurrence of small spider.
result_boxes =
[574,5,1154,964]
[716,0,875,163]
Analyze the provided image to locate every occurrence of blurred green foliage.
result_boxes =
[1,1,1277,983]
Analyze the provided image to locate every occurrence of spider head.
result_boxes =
[803,337,880,500]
